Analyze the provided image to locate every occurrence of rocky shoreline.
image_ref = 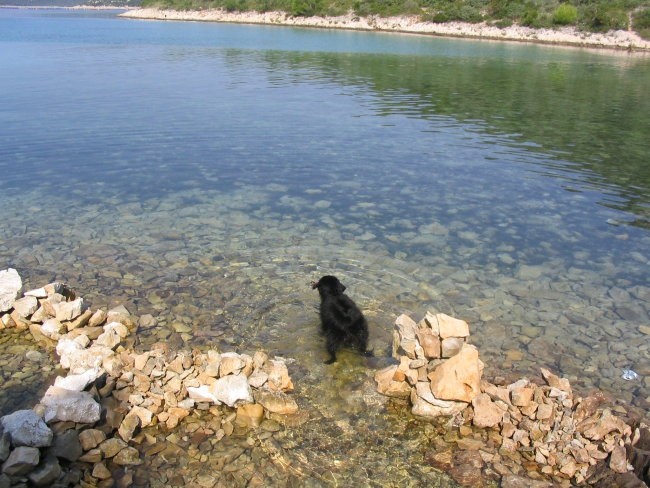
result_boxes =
[119,8,650,52]
[378,310,650,486]
[1,267,649,487]
[0,269,301,487]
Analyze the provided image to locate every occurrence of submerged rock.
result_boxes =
[2,446,40,476]
[1,410,52,448]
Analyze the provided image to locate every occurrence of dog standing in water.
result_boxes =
[311,275,371,364]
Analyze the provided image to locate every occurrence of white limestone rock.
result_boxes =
[209,374,253,407]
[103,321,129,338]
[41,386,102,424]
[0,268,21,313]
[95,328,122,350]
[12,296,38,318]
[53,367,103,392]
[1,410,53,448]
[41,318,66,339]
[187,385,221,405]
[53,298,85,322]
[24,287,48,299]
[59,344,114,374]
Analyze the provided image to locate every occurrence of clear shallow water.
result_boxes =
[1,8,649,485]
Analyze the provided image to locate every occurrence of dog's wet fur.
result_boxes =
[311,275,372,364]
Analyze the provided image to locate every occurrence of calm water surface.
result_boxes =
[1,8,649,486]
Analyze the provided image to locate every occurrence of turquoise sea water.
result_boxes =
[0,8,649,484]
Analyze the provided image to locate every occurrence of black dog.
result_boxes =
[311,275,371,364]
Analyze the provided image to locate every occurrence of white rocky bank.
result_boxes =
[0,269,298,487]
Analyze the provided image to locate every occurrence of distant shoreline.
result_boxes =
[0,4,137,9]
[118,7,650,52]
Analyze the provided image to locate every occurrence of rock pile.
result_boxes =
[375,311,483,418]
[0,269,298,487]
[376,310,642,486]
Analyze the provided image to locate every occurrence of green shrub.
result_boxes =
[290,0,321,16]
[552,4,578,25]
[632,7,650,39]
[581,5,628,32]
[520,6,538,26]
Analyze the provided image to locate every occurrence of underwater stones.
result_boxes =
[113,446,141,466]
[51,430,83,462]
[27,455,61,487]
[2,446,39,476]
[1,410,52,448]
[236,404,265,428]
[0,268,21,313]
[253,390,298,415]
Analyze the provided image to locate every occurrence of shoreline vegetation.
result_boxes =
[113,0,650,52]
[118,7,650,51]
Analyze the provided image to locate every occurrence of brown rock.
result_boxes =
[236,404,264,428]
[426,449,452,469]
[429,344,481,403]
[501,475,553,488]
[609,444,629,473]
[510,387,534,407]
[99,438,127,458]
[449,450,485,486]
[253,390,299,414]
[472,393,505,428]
[573,391,608,423]
[263,359,294,392]
[67,309,93,331]
[411,394,466,419]
[535,403,554,421]
[501,422,516,438]
[540,368,571,395]
[580,411,630,440]
[92,462,112,480]
[118,413,141,442]
[375,365,411,398]
[113,447,142,466]
[79,447,103,465]
[416,329,441,359]
[79,429,106,451]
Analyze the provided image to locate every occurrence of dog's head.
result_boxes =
[311,275,346,297]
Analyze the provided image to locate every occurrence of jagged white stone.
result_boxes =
[0,268,22,313]
[53,367,104,392]
[41,386,101,424]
